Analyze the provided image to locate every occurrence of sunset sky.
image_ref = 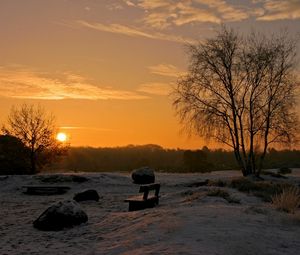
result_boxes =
[0,0,299,149]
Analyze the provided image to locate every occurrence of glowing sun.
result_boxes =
[56,132,67,142]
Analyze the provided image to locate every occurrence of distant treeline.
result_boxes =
[48,144,300,173]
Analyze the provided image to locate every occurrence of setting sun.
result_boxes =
[56,132,67,142]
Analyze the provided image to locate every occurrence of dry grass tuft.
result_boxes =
[207,179,227,187]
[207,188,240,203]
[272,187,300,214]
[230,177,293,202]
[277,167,292,175]
[183,190,207,202]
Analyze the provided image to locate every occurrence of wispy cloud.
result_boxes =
[59,126,117,132]
[77,20,195,43]
[130,0,249,29]
[197,0,249,22]
[124,0,136,7]
[138,0,220,29]
[136,0,171,9]
[106,2,124,11]
[77,20,157,39]
[137,82,172,96]
[0,67,147,100]
[257,0,300,21]
[148,64,185,77]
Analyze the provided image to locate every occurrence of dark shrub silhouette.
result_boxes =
[0,135,31,174]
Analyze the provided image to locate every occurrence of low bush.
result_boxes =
[182,190,207,202]
[230,178,258,192]
[207,188,240,203]
[207,179,227,187]
[277,167,292,175]
[272,187,300,213]
[207,188,230,198]
[261,170,287,179]
[230,178,293,202]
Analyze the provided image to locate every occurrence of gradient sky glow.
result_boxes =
[0,0,300,149]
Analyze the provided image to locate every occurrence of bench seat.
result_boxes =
[125,183,160,211]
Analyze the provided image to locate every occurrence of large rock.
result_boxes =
[73,189,100,202]
[131,167,155,184]
[33,200,88,231]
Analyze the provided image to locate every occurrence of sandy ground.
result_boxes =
[0,170,299,255]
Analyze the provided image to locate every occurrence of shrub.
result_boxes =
[183,190,207,202]
[272,187,300,213]
[207,188,240,203]
[261,170,287,179]
[230,178,293,202]
[0,135,31,174]
[207,179,227,187]
[230,178,257,192]
[207,188,230,198]
[277,167,292,175]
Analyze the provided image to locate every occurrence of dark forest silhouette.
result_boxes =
[1,137,299,174]
[45,144,300,173]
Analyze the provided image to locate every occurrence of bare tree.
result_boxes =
[173,27,299,176]
[3,104,68,173]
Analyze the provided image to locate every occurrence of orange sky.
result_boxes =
[0,0,299,149]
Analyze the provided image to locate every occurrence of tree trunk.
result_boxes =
[233,148,248,176]
[258,151,267,177]
[30,150,36,174]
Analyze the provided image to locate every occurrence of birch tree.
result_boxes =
[173,27,299,176]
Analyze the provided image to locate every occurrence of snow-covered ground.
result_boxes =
[0,170,299,255]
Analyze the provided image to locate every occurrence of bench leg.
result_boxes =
[128,201,146,211]
[128,199,159,212]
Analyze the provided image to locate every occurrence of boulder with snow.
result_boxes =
[73,189,100,202]
[33,200,88,231]
[131,167,155,184]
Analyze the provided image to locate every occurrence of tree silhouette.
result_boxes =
[173,27,299,176]
[2,104,68,173]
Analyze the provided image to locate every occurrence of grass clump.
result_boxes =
[230,178,293,202]
[231,178,258,192]
[207,188,240,203]
[207,179,227,187]
[182,190,207,202]
[207,188,230,198]
[277,167,292,175]
[261,170,286,179]
[272,187,300,214]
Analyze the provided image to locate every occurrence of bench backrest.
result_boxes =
[139,183,160,200]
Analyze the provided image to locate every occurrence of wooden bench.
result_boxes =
[22,185,70,195]
[125,183,160,211]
